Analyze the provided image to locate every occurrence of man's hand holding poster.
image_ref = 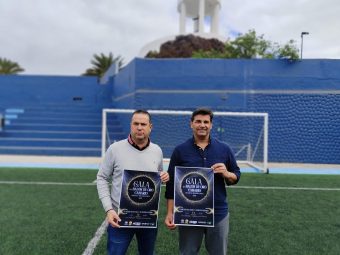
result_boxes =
[118,169,161,228]
[174,166,214,227]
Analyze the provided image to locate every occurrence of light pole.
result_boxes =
[300,32,309,59]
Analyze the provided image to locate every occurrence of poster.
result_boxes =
[174,166,214,227]
[118,169,161,228]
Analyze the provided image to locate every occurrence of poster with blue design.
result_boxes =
[118,169,161,228]
[174,166,214,227]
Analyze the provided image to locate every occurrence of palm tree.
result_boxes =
[83,52,124,78]
[0,57,25,74]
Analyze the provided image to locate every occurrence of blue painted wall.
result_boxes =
[1,59,339,163]
[112,58,340,164]
[0,75,113,107]
[0,75,115,156]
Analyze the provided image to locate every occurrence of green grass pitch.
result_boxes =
[0,167,339,255]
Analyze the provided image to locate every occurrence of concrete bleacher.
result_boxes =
[0,74,123,157]
[0,105,125,157]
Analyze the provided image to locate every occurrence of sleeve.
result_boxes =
[158,146,164,172]
[96,145,114,212]
[165,148,179,199]
[226,147,241,185]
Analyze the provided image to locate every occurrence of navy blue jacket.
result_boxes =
[165,136,241,223]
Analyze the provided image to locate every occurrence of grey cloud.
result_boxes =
[1,0,339,75]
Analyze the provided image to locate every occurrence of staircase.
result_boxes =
[0,105,125,157]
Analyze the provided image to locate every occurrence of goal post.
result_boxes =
[102,109,268,173]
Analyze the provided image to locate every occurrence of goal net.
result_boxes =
[102,109,268,173]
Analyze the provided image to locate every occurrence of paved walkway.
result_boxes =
[1,155,340,174]
[0,155,101,169]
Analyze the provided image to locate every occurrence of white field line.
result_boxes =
[1,180,339,255]
[229,186,340,191]
[0,181,339,191]
[82,220,108,255]
[0,181,95,186]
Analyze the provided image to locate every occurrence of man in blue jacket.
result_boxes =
[165,107,241,255]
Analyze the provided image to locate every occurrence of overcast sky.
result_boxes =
[1,0,340,76]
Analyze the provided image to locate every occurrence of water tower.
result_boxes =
[178,0,221,34]
[138,0,225,57]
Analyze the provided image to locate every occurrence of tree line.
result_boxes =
[1,30,299,76]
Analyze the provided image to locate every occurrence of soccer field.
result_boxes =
[0,167,339,255]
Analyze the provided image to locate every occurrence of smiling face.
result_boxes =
[130,112,152,145]
[190,114,212,140]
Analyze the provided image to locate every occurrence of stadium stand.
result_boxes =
[0,59,340,165]
[0,105,125,156]
[0,75,123,157]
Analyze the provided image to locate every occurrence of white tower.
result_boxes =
[138,0,224,58]
[178,0,221,35]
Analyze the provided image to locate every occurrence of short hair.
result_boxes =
[191,108,214,122]
[132,109,152,123]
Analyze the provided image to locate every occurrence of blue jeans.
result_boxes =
[107,225,157,255]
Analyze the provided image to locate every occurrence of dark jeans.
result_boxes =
[107,225,157,255]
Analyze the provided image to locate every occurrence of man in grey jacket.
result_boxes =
[97,109,169,255]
